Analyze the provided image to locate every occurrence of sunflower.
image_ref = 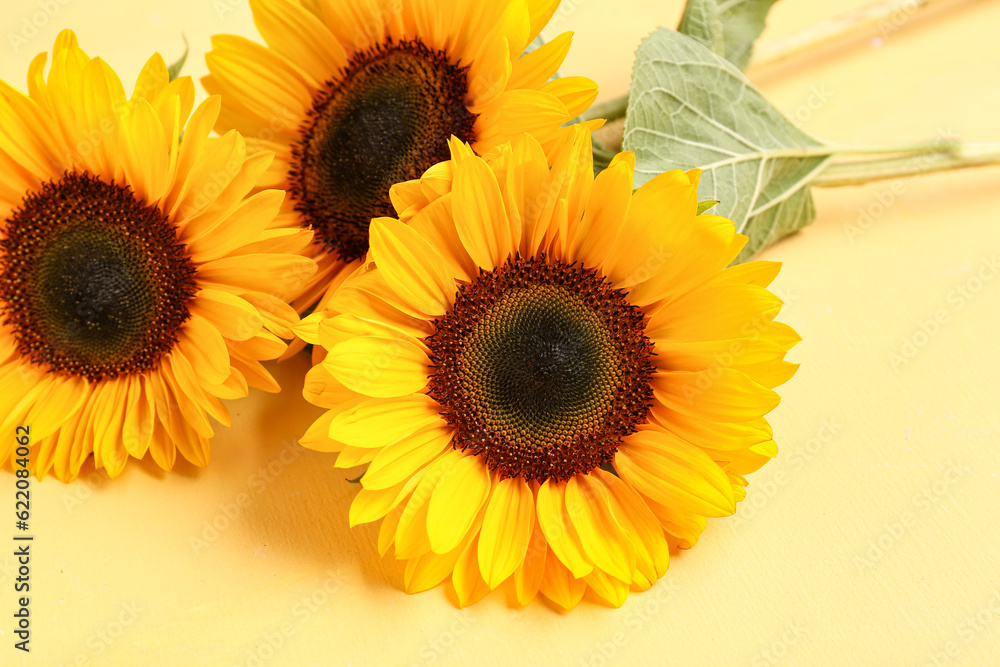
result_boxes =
[203,0,599,313]
[295,128,800,608]
[0,31,316,481]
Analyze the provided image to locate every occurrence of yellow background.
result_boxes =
[2,0,999,665]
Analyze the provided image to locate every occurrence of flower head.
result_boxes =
[296,128,799,608]
[0,31,315,480]
[204,0,599,311]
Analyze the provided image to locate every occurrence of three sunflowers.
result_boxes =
[0,0,797,609]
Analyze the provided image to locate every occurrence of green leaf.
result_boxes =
[679,0,780,71]
[623,28,832,261]
[346,473,363,484]
[697,199,720,215]
[167,35,189,81]
[678,0,724,58]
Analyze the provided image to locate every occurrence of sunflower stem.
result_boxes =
[813,140,1000,187]
[582,0,952,124]
[592,136,617,173]
[581,95,630,123]
[749,0,950,70]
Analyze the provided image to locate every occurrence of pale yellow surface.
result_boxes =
[1,1,999,665]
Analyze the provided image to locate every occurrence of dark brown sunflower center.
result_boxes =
[0,171,198,382]
[290,38,478,263]
[427,257,655,482]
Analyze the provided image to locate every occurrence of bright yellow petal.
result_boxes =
[190,290,264,342]
[452,533,492,607]
[647,284,783,343]
[616,429,735,518]
[478,476,534,588]
[538,547,587,611]
[535,479,593,578]
[594,469,669,584]
[453,154,517,271]
[513,500,548,605]
[427,449,492,554]
[368,217,459,317]
[568,155,631,270]
[584,568,630,608]
[325,335,429,398]
[565,474,634,583]
[361,426,452,490]
[508,31,572,91]
[331,394,444,449]
[250,0,347,84]
[652,367,781,422]
[351,470,425,527]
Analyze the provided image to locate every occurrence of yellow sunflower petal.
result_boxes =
[395,467,443,559]
[594,469,670,583]
[641,494,708,550]
[407,195,479,283]
[378,502,406,557]
[426,449,492,554]
[539,76,599,119]
[568,155,631,270]
[647,283,783,342]
[350,470,426,527]
[564,474,634,583]
[13,375,87,442]
[478,476,534,588]
[527,0,562,41]
[405,542,466,594]
[508,31,573,91]
[584,568,630,608]
[652,367,781,422]
[250,0,347,84]
[453,155,517,271]
[538,548,587,611]
[452,533,492,608]
[303,362,358,409]
[91,380,130,477]
[325,335,429,398]
[331,394,444,449]
[190,290,264,342]
[205,34,313,118]
[653,337,789,373]
[705,260,783,289]
[361,426,452,490]
[616,429,736,517]
[513,501,548,605]
[536,479,593,578]
[369,217,458,317]
[335,445,377,468]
